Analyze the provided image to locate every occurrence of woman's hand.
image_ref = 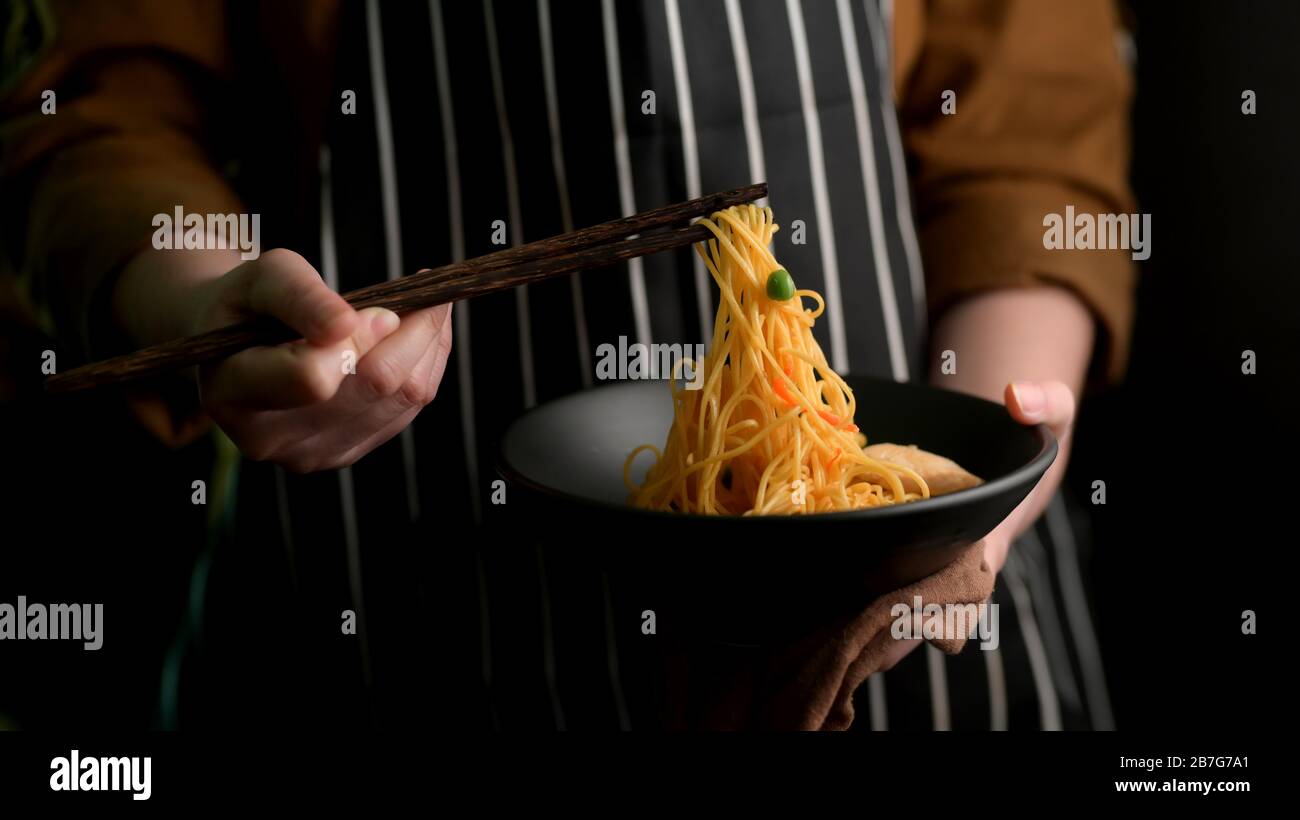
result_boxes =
[979,380,1076,573]
[874,286,1093,672]
[113,246,452,472]
[928,286,1094,575]
[875,379,1076,671]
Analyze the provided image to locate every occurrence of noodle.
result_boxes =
[624,205,930,515]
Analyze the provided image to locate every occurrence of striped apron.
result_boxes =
[183,0,1114,732]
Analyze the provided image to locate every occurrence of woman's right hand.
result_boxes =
[115,246,453,472]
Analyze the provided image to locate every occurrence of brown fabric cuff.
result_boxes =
[920,179,1138,386]
[21,135,244,362]
[662,541,995,730]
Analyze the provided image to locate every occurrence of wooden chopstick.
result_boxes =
[44,182,766,394]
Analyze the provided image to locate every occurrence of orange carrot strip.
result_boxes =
[773,368,798,407]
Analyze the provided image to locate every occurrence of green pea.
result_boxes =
[766,268,796,301]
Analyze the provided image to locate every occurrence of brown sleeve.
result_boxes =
[1,0,244,357]
[0,0,241,443]
[898,0,1138,384]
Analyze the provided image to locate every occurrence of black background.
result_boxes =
[1070,0,1296,730]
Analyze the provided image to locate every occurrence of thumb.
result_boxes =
[1005,380,1075,438]
[235,249,358,345]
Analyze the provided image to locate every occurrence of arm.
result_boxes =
[875,0,1136,670]
[1,0,248,443]
[115,243,453,473]
[1,1,453,470]
[929,286,1092,572]
[900,0,1138,387]
[903,0,1137,542]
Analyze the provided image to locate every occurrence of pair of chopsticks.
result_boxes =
[44,182,767,394]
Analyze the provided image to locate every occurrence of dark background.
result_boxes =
[1070,0,1297,729]
[1,0,1295,730]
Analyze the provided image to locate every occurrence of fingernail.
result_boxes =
[1010,382,1045,420]
[371,308,400,335]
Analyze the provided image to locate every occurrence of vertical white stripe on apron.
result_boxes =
[985,644,1009,730]
[544,0,624,722]
[1004,553,1063,730]
[925,644,951,730]
[785,0,849,372]
[337,467,370,689]
[602,572,632,730]
[483,0,537,408]
[537,0,593,388]
[1046,496,1116,729]
[364,0,420,522]
[320,145,373,690]
[1021,527,1085,713]
[834,0,908,382]
[428,0,481,525]
[273,466,297,591]
[866,674,888,730]
[862,0,926,326]
[535,546,567,730]
[486,5,564,727]
[431,1,494,727]
[432,0,494,723]
[878,0,896,72]
[363,1,403,285]
[601,0,653,346]
[723,0,768,206]
[476,544,496,728]
[663,0,713,343]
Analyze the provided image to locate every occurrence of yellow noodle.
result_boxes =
[625,206,931,514]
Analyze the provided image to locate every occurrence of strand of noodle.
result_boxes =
[623,444,661,492]
[626,206,927,514]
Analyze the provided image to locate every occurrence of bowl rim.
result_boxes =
[496,378,1058,523]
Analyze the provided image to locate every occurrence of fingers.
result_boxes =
[237,249,359,344]
[205,307,401,410]
[980,532,1012,576]
[320,305,454,450]
[206,292,454,472]
[340,303,453,409]
[276,402,423,474]
[244,304,454,471]
[1006,380,1076,435]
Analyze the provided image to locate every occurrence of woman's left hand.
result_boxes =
[877,379,1076,671]
[979,380,1077,574]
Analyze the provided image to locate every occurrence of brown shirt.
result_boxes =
[0,0,1137,440]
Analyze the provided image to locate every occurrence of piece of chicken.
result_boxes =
[862,443,982,498]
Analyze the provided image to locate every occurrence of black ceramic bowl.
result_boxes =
[498,376,1055,643]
